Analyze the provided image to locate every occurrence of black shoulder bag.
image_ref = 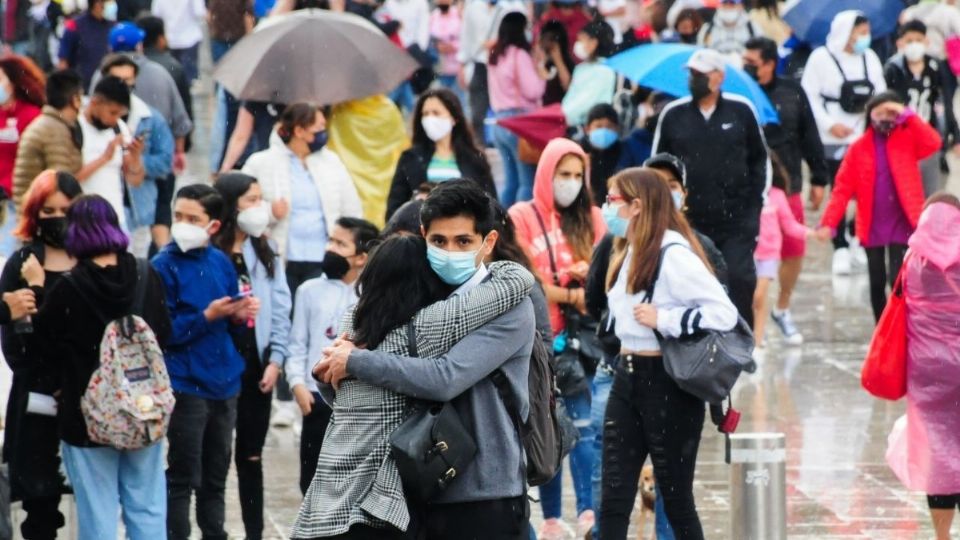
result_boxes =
[389,321,478,502]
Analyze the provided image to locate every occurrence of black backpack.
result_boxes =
[492,331,578,487]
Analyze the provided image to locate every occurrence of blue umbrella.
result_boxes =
[782,0,903,46]
[606,43,779,125]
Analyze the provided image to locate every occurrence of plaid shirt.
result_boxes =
[291,261,534,538]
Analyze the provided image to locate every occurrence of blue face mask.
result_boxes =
[0,85,9,105]
[588,127,619,150]
[309,130,328,153]
[427,244,481,285]
[601,203,629,238]
[672,191,684,210]
[853,34,872,55]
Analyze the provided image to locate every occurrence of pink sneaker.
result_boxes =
[577,510,596,539]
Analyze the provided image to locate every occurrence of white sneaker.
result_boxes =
[851,245,868,270]
[270,400,298,428]
[832,248,852,275]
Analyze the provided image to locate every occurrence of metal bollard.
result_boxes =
[729,432,787,540]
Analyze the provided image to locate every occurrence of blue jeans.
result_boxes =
[656,484,677,540]
[61,442,166,540]
[493,110,535,207]
[437,74,467,109]
[209,39,236,65]
[539,390,594,519]
[0,200,20,259]
[171,44,200,83]
[389,81,415,114]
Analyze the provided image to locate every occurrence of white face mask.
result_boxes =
[573,40,591,61]
[421,116,454,142]
[171,222,212,252]
[904,42,926,62]
[103,1,118,21]
[237,204,270,238]
[554,178,583,208]
[716,7,740,24]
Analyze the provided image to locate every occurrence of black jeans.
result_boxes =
[468,63,490,147]
[235,354,273,540]
[701,228,758,327]
[414,495,529,540]
[299,392,332,495]
[166,392,238,540]
[865,244,908,322]
[600,356,705,540]
[281,261,326,402]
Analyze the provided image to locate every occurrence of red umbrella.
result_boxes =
[496,103,567,150]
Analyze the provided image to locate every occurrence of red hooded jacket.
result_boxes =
[820,114,940,245]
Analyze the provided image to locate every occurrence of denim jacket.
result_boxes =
[125,100,173,229]
[242,238,292,367]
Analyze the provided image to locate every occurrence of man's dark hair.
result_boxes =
[587,103,619,126]
[92,76,131,109]
[46,69,83,109]
[99,53,139,77]
[136,15,165,49]
[853,15,870,28]
[336,217,380,254]
[175,183,224,222]
[420,179,496,236]
[745,36,779,64]
[898,20,927,39]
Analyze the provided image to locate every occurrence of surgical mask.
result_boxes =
[37,217,68,248]
[743,64,759,81]
[308,130,328,153]
[689,71,712,101]
[427,244,481,285]
[853,35,872,55]
[671,191,684,210]
[554,178,583,208]
[421,116,454,142]
[236,204,270,237]
[320,250,350,280]
[716,8,740,24]
[601,203,629,238]
[573,40,591,61]
[904,42,926,62]
[872,119,896,136]
[171,222,212,252]
[103,1,118,21]
[588,127,619,150]
[0,85,9,105]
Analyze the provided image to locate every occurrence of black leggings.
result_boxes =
[235,352,273,540]
[864,244,907,322]
[600,355,705,540]
[928,494,960,510]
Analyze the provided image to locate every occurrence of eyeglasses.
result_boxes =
[605,194,626,205]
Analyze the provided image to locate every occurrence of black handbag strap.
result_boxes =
[640,243,684,305]
[531,205,561,287]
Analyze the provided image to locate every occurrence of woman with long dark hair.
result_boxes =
[0,170,81,540]
[386,88,496,219]
[536,20,575,106]
[212,172,292,540]
[291,233,534,539]
[601,169,736,540]
[488,12,546,207]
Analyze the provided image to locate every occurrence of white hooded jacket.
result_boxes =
[800,10,887,148]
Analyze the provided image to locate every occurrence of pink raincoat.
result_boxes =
[886,201,960,494]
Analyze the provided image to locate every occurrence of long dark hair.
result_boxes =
[412,88,491,176]
[768,149,792,195]
[352,235,451,349]
[864,91,904,130]
[277,102,318,144]
[489,12,531,66]
[540,20,574,70]
[212,172,277,278]
[490,201,537,276]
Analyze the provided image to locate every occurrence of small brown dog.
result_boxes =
[633,465,657,540]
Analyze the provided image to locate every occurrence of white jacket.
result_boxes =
[242,141,363,260]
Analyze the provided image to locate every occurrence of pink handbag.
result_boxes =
[945,36,960,75]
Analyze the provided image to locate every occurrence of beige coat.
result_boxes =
[13,106,83,210]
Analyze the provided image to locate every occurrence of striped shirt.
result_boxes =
[426,155,461,184]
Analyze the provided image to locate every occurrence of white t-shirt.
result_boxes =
[152,0,207,49]
[595,0,627,43]
[79,114,127,231]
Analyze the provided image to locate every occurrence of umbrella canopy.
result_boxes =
[606,43,779,124]
[213,9,419,105]
[782,0,903,46]
[497,104,567,150]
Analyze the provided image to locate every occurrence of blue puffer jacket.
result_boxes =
[151,243,245,400]
[126,102,174,229]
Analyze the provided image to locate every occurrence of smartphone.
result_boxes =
[230,290,252,303]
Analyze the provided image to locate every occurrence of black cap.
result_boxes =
[643,153,687,187]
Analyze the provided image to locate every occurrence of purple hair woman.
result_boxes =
[33,194,173,540]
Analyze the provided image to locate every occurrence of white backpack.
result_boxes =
[67,259,175,450]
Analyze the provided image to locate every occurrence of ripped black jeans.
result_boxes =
[600,355,705,540]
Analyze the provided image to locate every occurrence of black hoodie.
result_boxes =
[33,253,171,447]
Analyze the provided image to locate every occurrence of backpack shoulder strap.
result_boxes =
[826,50,847,81]
[132,258,151,317]
[530,205,560,286]
[491,367,528,436]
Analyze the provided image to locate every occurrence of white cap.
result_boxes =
[686,48,727,74]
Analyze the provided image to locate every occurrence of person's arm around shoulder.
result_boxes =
[654,246,738,338]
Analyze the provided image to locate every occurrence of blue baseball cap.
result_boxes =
[109,22,146,52]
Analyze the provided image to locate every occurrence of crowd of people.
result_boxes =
[0,0,960,539]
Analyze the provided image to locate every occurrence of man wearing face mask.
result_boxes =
[801,10,886,275]
[884,20,960,197]
[58,0,116,92]
[697,0,762,64]
[652,48,768,327]
[318,180,536,536]
[579,103,625,204]
[285,217,379,494]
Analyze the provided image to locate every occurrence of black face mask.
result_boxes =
[679,32,697,44]
[321,250,351,280]
[873,119,896,136]
[309,130,329,153]
[689,72,712,102]
[743,64,759,81]
[437,3,451,12]
[37,217,68,248]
